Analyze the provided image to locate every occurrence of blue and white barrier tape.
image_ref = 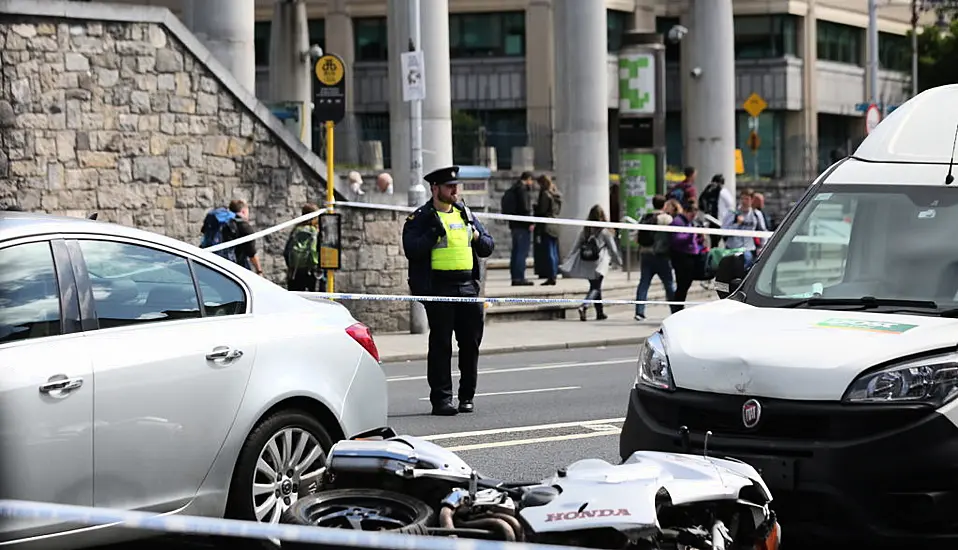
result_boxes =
[206,207,328,253]
[0,499,579,550]
[295,291,707,307]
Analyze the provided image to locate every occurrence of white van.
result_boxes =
[618,84,958,546]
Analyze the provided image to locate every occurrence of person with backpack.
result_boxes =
[559,204,623,322]
[199,199,262,275]
[500,171,536,286]
[697,173,735,249]
[665,166,698,212]
[284,202,323,292]
[633,195,675,320]
[721,188,769,253]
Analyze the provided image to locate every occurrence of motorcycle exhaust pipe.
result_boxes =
[439,507,456,529]
[455,517,517,542]
[489,512,524,541]
[427,527,500,540]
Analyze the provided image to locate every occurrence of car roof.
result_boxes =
[0,210,199,253]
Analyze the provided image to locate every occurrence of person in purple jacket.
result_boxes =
[663,199,701,313]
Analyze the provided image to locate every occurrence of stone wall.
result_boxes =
[0,3,408,333]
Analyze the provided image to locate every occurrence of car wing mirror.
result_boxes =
[714,254,749,299]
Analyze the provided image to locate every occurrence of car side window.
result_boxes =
[78,240,201,329]
[0,241,61,344]
[193,262,247,316]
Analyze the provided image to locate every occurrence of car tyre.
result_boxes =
[280,488,432,549]
[225,409,335,548]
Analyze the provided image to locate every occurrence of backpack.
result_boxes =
[200,207,239,263]
[666,184,686,205]
[699,183,721,219]
[579,233,600,262]
[500,185,520,215]
[636,212,659,248]
[287,225,319,273]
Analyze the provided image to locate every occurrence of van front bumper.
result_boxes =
[619,384,958,546]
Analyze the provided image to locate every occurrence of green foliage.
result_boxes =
[452,110,481,165]
[915,13,958,92]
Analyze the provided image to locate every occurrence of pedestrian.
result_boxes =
[665,199,702,313]
[697,174,735,249]
[376,172,394,195]
[533,174,562,285]
[666,166,698,212]
[402,165,495,416]
[500,171,536,286]
[200,199,263,275]
[559,204,623,322]
[634,195,675,320]
[283,203,323,292]
[721,188,768,253]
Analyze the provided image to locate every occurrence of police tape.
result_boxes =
[206,207,328,253]
[0,499,578,550]
[295,291,708,307]
[335,200,773,240]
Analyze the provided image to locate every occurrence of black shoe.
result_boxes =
[596,312,608,321]
[542,279,556,286]
[578,306,587,322]
[431,402,458,416]
[458,400,474,413]
[512,280,534,286]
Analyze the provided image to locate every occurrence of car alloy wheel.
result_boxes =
[252,427,325,523]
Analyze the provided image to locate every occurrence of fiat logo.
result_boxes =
[742,399,762,429]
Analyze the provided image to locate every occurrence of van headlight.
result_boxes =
[843,351,958,406]
[637,331,675,391]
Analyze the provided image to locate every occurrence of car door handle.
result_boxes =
[39,376,83,396]
[206,347,243,362]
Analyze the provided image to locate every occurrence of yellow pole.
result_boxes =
[325,120,335,294]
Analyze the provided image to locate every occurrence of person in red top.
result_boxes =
[667,166,698,212]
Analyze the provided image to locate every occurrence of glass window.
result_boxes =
[817,21,863,65]
[656,17,681,62]
[450,11,525,58]
[194,263,247,317]
[308,18,326,51]
[608,9,630,53]
[879,32,909,72]
[735,15,799,59]
[355,17,388,62]
[0,242,61,344]
[751,184,958,311]
[254,19,324,67]
[79,241,200,329]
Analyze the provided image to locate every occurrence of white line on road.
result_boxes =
[387,358,634,382]
[444,431,618,452]
[417,386,579,401]
[419,417,626,441]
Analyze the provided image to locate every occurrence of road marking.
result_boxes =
[416,386,579,401]
[419,417,626,441]
[583,423,621,432]
[444,431,618,452]
[386,358,634,382]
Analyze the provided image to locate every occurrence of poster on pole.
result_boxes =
[401,51,426,102]
[618,53,656,115]
[620,151,658,221]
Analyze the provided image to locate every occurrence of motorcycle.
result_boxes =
[280,426,781,550]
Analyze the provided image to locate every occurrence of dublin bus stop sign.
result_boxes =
[314,54,346,124]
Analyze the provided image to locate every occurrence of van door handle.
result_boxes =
[206,346,243,362]
[39,376,84,397]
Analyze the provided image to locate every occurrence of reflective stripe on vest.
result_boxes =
[431,208,474,271]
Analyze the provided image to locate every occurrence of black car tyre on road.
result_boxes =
[281,488,432,547]
[225,409,335,548]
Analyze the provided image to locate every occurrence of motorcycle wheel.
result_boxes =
[280,488,433,547]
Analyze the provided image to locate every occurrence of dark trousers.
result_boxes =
[583,275,605,316]
[670,252,696,314]
[510,227,531,282]
[635,253,675,317]
[287,270,318,292]
[423,281,484,406]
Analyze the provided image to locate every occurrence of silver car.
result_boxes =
[0,211,388,548]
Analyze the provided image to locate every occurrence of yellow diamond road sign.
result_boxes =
[743,92,768,118]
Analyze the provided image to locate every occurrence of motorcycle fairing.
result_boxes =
[520,451,771,534]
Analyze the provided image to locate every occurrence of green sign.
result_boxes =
[619,151,657,250]
[618,53,656,115]
[814,318,918,334]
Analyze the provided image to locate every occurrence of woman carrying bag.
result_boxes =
[663,199,702,313]
[560,204,623,322]
[533,175,562,285]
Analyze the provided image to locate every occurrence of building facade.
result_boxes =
[111,0,924,179]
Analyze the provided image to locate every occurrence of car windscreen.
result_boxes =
[749,183,958,309]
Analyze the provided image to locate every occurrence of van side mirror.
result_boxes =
[714,254,749,299]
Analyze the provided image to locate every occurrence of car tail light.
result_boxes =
[346,322,380,362]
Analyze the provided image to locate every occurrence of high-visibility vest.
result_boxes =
[431,207,474,271]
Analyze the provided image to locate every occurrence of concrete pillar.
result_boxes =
[191,0,256,93]
[687,0,737,196]
[325,0,358,166]
[525,0,554,170]
[420,0,453,173]
[680,10,698,176]
[632,0,656,31]
[803,1,819,177]
[268,0,312,149]
[553,0,610,254]
[387,0,411,192]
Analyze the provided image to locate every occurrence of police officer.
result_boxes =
[402,166,495,416]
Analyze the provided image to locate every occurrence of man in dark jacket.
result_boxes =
[402,166,495,416]
[503,171,535,286]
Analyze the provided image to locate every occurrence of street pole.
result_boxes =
[912,0,920,97]
[868,0,880,109]
[407,0,428,334]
